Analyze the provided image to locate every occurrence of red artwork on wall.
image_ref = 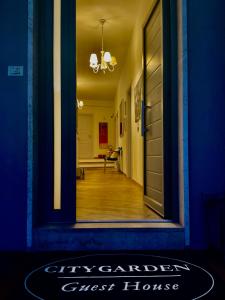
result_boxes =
[99,122,108,149]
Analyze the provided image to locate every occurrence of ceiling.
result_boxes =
[76,0,143,102]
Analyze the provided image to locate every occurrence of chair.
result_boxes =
[104,147,122,173]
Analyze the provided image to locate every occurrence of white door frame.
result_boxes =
[77,113,93,159]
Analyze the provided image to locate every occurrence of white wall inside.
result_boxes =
[78,99,115,158]
[114,0,155,186]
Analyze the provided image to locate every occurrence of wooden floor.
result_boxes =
[76,168,162,221]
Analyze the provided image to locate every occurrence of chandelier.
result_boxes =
[89,19,117,74]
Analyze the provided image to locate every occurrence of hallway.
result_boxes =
[76,168,161,221]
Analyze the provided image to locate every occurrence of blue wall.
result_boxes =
[188,0,225,248]
[0,0,225,250]
[0,0,28,249]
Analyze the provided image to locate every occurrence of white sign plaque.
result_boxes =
[8,66,24,77]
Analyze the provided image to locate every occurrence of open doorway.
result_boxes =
[75,0,168,222]
[35,0,179,227]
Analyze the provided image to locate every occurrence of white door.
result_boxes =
[78,114,93,159]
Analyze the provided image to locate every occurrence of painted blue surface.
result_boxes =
[0,0,28,249]
[0,0,225,250]
[188,0,225,248]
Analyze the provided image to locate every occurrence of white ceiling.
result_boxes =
[76,0,143,101]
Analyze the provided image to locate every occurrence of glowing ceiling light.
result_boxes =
[89,19,117,74]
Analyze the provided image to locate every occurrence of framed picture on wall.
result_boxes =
[119,99,124,136]
[134,73,143,123]
[99,122,108,149]
[123,99,128,133]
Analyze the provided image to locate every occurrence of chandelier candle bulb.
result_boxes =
[90,53,98,64]
[104,52,112,62]
[110,56,117,66]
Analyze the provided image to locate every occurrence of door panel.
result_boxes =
[37,0,54,224]
[146,84,162,106]
[147,48,162,70]
[145,120,163,141]
[37,0,76,223]
[144,0,179,220]
[146,102,161,124]
[146,156,163,173]
[145,6,160,38]
[146,187,163,204]
[146,138,163,156]
[144,0,164,216]
[146,30,162,63]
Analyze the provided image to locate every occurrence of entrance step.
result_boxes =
[33,224,185,251]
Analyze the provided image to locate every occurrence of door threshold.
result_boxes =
[73,221,181,229]
[76,219,172,224]
[35,221,182,229]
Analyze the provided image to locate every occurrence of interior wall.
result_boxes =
[114,0,155,185]
[78,100,115,158]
